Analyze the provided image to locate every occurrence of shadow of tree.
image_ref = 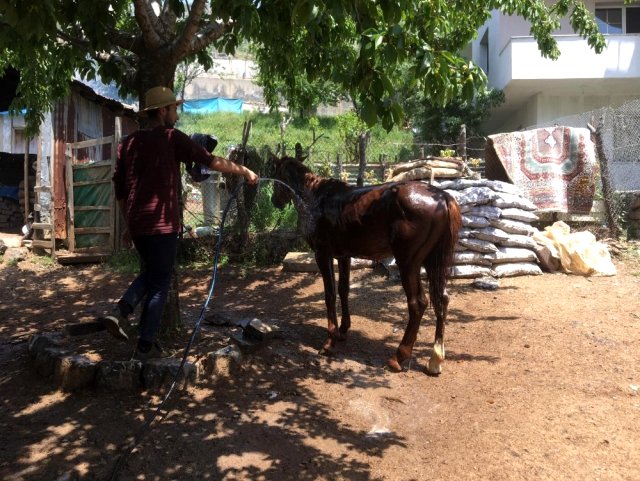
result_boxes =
[0,259,507,480]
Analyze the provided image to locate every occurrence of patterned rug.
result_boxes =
[485,126,597,213]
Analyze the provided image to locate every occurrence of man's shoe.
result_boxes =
[130,341,176,361]
[97,308,129,341]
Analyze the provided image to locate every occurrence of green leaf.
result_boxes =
[361,99,378,127]
[292,0,315,25]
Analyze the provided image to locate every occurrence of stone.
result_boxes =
[282,251,373,272]
[28,332,64,358]
[141,358,200,390]
[239,318,281,341]
[34,347,69,378]
[202,345,243,378]
[95,361,143,391]
[472,276,500,290]
[55,355,97,391]
[63,321,106,337]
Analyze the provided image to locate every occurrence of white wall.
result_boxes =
[0,115,39,154]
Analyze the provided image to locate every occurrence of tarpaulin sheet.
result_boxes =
[182,98,243,114]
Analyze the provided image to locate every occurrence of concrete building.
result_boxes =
[469,1,640,134]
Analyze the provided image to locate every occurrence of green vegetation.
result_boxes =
[1,1,605,136]
[103,248,140,274]
[177,111,415,166]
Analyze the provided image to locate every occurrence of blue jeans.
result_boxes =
[119,233,178,343]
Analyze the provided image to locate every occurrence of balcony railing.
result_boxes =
[490,34,640,90]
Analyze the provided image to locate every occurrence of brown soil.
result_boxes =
[1,237,639,481]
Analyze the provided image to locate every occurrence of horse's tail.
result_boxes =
[425,193,461,310]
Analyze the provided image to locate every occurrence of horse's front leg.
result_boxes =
[337,257,351,338]
[315,250,340,354]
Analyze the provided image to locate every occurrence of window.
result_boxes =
[627,7,640,33]
[596,6,640,34]
[596,8,622,33]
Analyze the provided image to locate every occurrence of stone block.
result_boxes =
[141,358,200,390]
[34,347,69,378]
[28,332,64,358]
[240,318,281,341]
[55,355,97,391]
[201,345,243,378]
[95,361,143,391]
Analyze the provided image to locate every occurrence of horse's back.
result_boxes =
[310,180,458,259]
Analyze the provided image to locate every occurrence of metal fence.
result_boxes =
[527,98,640,238]
[180,100,640,251]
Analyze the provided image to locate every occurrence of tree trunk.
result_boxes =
[356,131,370,187]
[160,269,183,337]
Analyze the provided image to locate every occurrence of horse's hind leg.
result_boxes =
[427,285,449,375]
[425,250,450,375]
[387,264,427,372]
[337,257,351,338]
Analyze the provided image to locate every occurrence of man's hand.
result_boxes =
[122,228,132,248]
[244,168,259,185]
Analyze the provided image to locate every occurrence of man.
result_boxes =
[99,86,258,360]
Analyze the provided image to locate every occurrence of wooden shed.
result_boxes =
[0,75,139,262]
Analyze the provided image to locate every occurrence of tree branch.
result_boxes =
[55,29,91,51]
[169,0,207,62]
[188,21,231,55]
[106,28,142,55]
[132,0,162,50]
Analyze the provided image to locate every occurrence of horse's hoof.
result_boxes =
[320,339,335,356]
[387,357,403,372]
[427,342,445,375]
[426,358,442,376]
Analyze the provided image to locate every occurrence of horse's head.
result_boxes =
[269,154,307,209]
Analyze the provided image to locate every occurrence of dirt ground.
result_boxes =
[1,233,639,481]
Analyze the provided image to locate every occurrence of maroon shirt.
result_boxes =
[113,126,211,237]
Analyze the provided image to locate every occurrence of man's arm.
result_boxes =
[208,155,259,185]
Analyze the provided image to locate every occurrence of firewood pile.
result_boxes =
[0,197,22,228]
[386,156,473,182]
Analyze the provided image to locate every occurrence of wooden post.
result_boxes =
[112,116,121,251]
[457,124,467,162]
[23,140,30,222]
[588,119,621,238]
[65,144,76,252]
[336,153,343,180]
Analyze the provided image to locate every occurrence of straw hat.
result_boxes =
[139,86,184,114]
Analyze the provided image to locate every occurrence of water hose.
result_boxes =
[108,177,297,480]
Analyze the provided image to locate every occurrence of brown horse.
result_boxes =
[270,155,461,374]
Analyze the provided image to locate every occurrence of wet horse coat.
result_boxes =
[271,156,461,374]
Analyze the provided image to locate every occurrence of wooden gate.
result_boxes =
[64,126,120,258]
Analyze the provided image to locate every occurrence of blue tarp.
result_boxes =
[0,186,19,201]
[0,109,27,116]
[182,98,243,114]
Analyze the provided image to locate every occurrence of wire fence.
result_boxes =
[527,98,640,239]
[180,100,640,257]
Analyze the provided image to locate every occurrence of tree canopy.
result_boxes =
[0,0,605,134]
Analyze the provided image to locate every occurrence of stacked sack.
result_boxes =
[433,178,543,279]
[386,157,469,182]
